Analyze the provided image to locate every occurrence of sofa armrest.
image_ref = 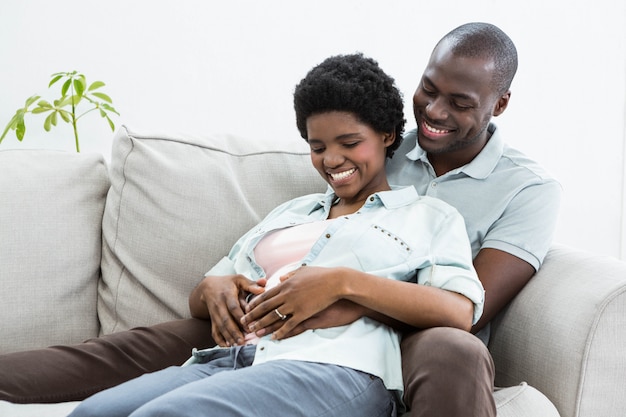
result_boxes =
[489,243,626,417]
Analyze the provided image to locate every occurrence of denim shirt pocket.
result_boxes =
[350,223,413,273]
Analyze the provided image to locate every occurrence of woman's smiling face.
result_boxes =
[306,111,394,208]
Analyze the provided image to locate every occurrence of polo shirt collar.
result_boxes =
[405,123,504,179]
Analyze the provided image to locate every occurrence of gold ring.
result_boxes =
[274,308,287,320]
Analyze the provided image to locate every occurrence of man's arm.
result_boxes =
[470,248,535,333]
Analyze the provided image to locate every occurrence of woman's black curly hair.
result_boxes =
[294,53,405,158]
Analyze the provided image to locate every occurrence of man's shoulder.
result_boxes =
[393,189,465,222]
[480,125,558,187]
[498,143,557,183]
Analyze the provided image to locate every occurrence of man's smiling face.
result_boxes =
[413,40,508,159]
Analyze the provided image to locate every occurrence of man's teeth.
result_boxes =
[330,168,356,180]
[424,123,449,134]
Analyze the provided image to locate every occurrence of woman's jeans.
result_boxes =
[68,345,397,417]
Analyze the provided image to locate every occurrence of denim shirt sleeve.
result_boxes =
[415,207,485,324]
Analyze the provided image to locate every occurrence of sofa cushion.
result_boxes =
[494,383,559,417]
[0,400,79,417]
[99,126,326,334]
[0,149,108,354]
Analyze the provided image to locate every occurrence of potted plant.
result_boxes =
[0,71,120,152]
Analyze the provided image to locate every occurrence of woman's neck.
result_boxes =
[328,186,390,219]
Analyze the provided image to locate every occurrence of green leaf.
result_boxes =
[105,114,115,131]
[44,113,53,131]
[49,74,63,87]
[99,108,106,117]
[100,103,119,115]
[62,79,73,96]
[25,95,41,108]
[91,92,112,103]
[88,81,105,91]
[51,111,58,126]
[70,94,82,106]
[0,114,18,143]
[9,112,21,129]
[0,112,24,142]
[57,96,73,108]
[32,106,51,114]
[59,110,70,123]
[37,100,53,108]
[73,78,85,96]
[16,118,26,140]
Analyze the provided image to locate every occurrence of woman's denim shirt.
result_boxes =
[206,185,484,393]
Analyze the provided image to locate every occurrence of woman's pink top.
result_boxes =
[243,219,334,344]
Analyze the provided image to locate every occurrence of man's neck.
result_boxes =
[428,128,493,177]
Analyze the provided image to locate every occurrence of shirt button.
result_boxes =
[259,346,265,351]
[431,182,437,188]
[369,196,375,201]
[325,233,331,239]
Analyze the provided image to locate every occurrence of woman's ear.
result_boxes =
[382,131,396,148]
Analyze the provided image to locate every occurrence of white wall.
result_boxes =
[2,0,625,259]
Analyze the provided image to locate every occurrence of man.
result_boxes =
[0,22,560,417]
[387,22,560,415]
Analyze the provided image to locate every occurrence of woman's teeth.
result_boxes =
[330,168,356,181]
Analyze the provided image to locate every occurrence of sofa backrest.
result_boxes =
[0,149,109,353]
[99,126,326,334]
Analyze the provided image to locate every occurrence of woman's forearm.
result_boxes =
[339,268,474,331]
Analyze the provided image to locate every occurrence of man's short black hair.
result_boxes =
[440,22,518,95]
[294,53,405,158]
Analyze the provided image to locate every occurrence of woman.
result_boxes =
[69,53,484,417]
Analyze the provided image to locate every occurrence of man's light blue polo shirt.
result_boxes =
[387,124,561,271]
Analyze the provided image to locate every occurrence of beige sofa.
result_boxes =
[1,126,625,417]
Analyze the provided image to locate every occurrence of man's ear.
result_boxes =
[493,91,511,117]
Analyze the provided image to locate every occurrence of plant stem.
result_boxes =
[72,116,80,152]
[70,78,80,152]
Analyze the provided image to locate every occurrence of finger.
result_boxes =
[244,290,276,315]
[279,270,297,283]
[250,319,285,339]
[254,277,268,288]
[281,322,308,339]
[271,315,300,340]
[211,323,227,347]
[244,282,266,296]
[211,303,246,346]
[246,304,290,334]
[226,294,246,323]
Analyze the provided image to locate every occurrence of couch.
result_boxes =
[1,126,625,417]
